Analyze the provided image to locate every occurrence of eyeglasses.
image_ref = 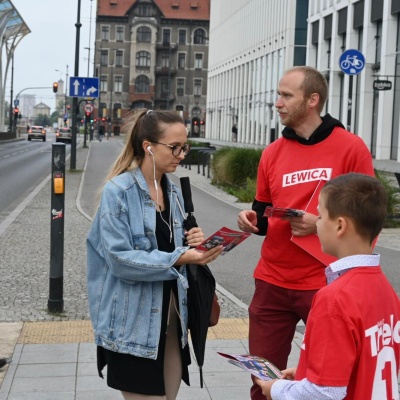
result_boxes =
[152,141,190,157]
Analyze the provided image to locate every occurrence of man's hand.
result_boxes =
[237,210,259,233]
[285,212,318,237]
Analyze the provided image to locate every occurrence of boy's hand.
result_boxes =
[254,378,277,400]
[281,367,296,380]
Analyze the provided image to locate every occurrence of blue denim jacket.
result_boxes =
[87,167,189,359]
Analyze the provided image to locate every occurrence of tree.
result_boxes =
[50,110,59,125]
[34,113,51,127]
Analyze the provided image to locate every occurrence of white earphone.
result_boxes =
[147,145,153,156]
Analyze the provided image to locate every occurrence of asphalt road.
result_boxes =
[0,134,57,224]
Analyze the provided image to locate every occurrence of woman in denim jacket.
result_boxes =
[87,109,222,400]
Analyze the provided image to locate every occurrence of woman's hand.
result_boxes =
[175,246,223,266]
[184,227,205,248]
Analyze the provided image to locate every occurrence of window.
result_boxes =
[138,5,152,16]
[135,75,150,93]
[161,78,169,96]
[115,50,123,67]
[100,75,108,92]
[116,26,124,41]
[177,79,184,96]
[178,53,186,69]
[114,76,123,92]
[136,51,150,67]
[195,53,203,69]
[193,28,206,44]
[100,50,108,66]
[137,26,151,42]
[161,53,170,67]
[179,29,186,44]
[101,26,110,41]
[163,29,171,44]
[113,103,122,119]
[194,79,202,96]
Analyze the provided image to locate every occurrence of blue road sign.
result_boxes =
[69,77,99,98]
[339,49,365,75]
[14,99,19,106]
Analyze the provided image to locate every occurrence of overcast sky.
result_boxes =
[8,0,96,112]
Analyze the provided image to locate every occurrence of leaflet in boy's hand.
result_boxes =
[264,206,305,218]
[217,352,283,381]
[195,227,251,254]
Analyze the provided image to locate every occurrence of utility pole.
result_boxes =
[70,0,82,170]
[9,54,14,133]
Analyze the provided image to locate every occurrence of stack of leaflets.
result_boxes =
[264,206,305,218]
[217,352,283,381]
[195,227,251,255]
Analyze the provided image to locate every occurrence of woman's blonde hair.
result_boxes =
[105,108,184,181]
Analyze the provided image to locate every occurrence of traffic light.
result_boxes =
[101,117,106,122]
[53,82,58,93]
[14,107,19,119]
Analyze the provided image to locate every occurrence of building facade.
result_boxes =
[94,0,210,136]
[206,0,400,161]
[33,102,50,117]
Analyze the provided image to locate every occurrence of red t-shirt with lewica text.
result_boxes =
[254,127,374,290]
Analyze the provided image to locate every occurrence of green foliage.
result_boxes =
[50,111,59,125]
[34,113,51,127]
[187,140,205,147]
[374,170,400,228]
[211,147,262,187]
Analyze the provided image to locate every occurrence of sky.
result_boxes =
[7,0,96,112]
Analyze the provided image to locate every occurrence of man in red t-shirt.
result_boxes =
[237,66,375,400]
[255,173,400,399]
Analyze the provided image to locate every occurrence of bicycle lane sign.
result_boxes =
[339,49,365,75]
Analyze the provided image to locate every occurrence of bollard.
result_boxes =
[48,143,66,313]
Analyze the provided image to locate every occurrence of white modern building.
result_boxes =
[19,93,35,120]
[206,0,400,161]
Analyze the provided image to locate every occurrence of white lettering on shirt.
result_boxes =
[282,168,332,187]
[365,315,400,357]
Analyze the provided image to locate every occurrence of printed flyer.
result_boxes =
[217,352,283,381]
[195,227,251,254]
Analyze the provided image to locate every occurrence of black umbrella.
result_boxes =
[180,177,216,388]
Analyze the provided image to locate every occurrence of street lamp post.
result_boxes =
[71,0,82,170]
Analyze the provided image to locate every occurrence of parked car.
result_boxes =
[28,126,46,142]
[55,127,72,143]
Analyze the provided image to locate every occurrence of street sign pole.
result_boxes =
[71,0,82,171]
[339,49,365,132]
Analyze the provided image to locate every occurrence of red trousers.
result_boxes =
[248,279,318,400]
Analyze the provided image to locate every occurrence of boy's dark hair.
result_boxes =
[321,173,387,244]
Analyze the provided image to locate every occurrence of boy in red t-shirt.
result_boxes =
[256,173,400,400]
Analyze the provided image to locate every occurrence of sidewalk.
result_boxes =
[0,137,399,399]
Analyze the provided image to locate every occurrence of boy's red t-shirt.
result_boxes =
[254,127,374,290]
[295,267,400,399]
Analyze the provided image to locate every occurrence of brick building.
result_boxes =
[95,0,210,136]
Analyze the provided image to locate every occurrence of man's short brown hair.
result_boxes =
[286,66,328,113]
[321,173,387,244]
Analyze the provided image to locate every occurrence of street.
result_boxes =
[0,134,61,225]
